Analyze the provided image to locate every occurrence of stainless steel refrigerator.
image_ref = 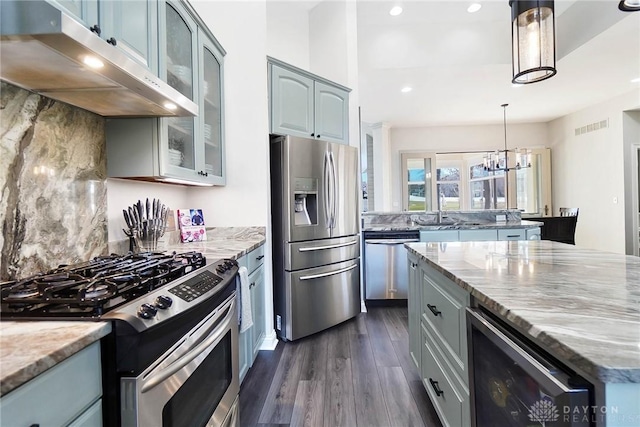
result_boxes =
[270,135,360,341]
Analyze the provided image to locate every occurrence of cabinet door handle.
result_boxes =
[89,24,101,35]
[256,255,265,261]
[311,133,315,137]
[429,378,444,397]
[250,282,255,289]
[316,134,321,138]
[107,37,117,46]
[427,304,441,316]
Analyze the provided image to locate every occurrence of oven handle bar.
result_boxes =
[141,297,236,393]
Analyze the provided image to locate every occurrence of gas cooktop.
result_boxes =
[0,251,207,318]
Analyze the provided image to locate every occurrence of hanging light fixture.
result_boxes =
[510,0,557,84]
[619,0,640,12]
[483,104,531,173]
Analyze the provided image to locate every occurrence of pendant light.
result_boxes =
[510,0,557,84]
[619,0,640,12]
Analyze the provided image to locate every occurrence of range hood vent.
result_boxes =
[0,1,198,118]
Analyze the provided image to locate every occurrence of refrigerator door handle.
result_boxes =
[299,263,358,281]
[329,151,337,229]
[323,151,331,229]
[298,240,358,252]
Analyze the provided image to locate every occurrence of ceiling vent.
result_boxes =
[574,119,609,136]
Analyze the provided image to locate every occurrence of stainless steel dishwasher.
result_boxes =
[363,230,420,300]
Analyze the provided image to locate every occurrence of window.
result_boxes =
[402,152,436,211]
[469,162,506,210]
[437,166,461,211]
[401,149,551,214]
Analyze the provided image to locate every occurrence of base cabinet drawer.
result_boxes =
[498,228,526,240]
[420,230,459,242]
[68,399,102,427]
[420,266,470,381]
[459,229,498,241]
[421,324,470,427]
[0,342,102,427]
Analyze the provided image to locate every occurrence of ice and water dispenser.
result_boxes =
[293,178,317,226]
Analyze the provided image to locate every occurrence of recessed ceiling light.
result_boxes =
[401,87,412,93]
[631,77,640,83]
[83,56,104,69]
[467,3,482,13]
[389,6,403,16]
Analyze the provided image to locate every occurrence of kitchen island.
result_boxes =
[0,226,266,396]
[406,240,640,427]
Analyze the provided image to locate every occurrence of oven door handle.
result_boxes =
[141,298,236,393]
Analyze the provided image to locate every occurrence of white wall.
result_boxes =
[388,122,549,211]
[548,89,640,254]
[266,1,310,70]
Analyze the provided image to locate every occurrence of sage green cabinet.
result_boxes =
[407,252,471,427]
[238,244,266,384]
[106,0,226,186]
[100,0,158,72]
[46,0,98,28]
[421,227,540,242]
[46,0,157,72]
[408,252,421,371]
[269,59,350,145]
[0,342,103,427]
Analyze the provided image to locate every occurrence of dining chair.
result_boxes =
[559,207,579,217]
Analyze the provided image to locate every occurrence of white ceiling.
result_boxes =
[356,0,640,127]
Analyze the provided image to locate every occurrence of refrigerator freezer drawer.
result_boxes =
[286,235,360,271]
[280,259,361,341]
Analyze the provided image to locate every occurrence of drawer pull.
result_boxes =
[427,304,441,316]
[429,378,444,397]
[506,235,520,238]
[256,255,265,261]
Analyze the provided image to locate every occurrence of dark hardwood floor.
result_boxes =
[239,306,443,427]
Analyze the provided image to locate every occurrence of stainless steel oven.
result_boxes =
[121,293,239,427]
[0,253,241,427]
[467,307,593,427]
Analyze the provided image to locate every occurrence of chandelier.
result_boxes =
[483,104,531,173]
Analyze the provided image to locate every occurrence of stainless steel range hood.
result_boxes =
[0,1,198,117]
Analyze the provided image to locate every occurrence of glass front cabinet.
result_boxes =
[105,0,226,186]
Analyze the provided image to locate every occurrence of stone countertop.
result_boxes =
[0,322,112,396]
[0,226,266,397]
[363,219,542,232]
[162,226,266,260]
[405,240,640,384]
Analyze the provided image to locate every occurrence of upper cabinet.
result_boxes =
[269,59,350,145]
[105,0,226,186]
[100,0,158,73]
[47,0,158,73]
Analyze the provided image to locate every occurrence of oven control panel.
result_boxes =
[168,270,223,302]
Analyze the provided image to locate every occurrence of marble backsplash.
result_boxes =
[0,82,108,280]
[362,210,522,228]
